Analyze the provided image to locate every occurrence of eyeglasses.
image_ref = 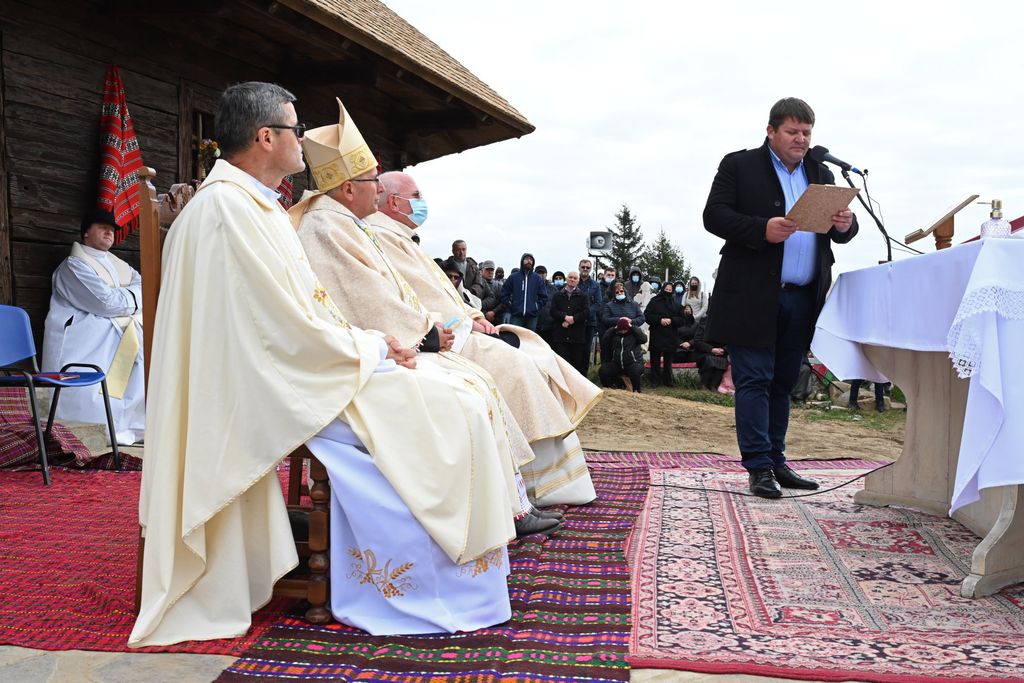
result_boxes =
[579,265,592,270]
[265,123,307,138]
[350,176,381,185]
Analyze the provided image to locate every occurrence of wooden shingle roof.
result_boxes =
[282,0,534,136]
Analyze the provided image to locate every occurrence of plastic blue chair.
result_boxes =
[0,304,121,484]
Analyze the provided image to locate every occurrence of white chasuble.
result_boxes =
[130,160,515,647]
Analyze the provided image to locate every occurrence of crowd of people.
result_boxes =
[432,243,728,394]
[37,88,861,646]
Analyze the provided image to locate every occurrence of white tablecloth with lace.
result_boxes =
[811,239,1024,513]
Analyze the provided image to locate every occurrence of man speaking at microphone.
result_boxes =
[703,97,858,498]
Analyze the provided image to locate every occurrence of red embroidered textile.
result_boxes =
[96,64,143,244]
[277,177,293,209]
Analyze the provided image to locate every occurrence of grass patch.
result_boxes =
[800,404,905,431]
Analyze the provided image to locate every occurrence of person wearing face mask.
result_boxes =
[672,279,687,307]
[550,271,591,376]
[683,276,709,321]
[625,267,653,312]
[477,259,504,324]
[600,281,645,334]
[499,253,548,331]
[598,266,617,305]
[644,276,685,387]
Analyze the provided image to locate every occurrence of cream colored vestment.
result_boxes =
[130,161,517,647]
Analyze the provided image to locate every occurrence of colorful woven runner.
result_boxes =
[217,463,648,682]
[0,468,285,655]
[629,465,1024,682]
[96,64,143,244]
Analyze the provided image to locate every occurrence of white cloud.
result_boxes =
[384,0,1024,284]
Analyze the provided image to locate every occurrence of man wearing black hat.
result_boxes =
[41,209,145,445]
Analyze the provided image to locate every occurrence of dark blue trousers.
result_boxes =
[728,286,817,473]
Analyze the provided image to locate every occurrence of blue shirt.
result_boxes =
[769,147,816,286]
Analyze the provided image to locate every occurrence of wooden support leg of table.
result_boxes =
[856,345,1024,598]
[854,347,967,514]
[959,485,1024,598]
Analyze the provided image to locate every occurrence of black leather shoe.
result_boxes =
[748,469,783,499]
[515,512,561,537]
[531,507,565,521]
[773,464,820,490]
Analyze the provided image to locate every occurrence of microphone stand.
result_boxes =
[841,169,892,263]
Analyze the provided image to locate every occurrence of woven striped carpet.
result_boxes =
[216,462,648,682]
[0,467,286,655]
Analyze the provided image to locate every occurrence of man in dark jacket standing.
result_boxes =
[598,317,646,392]
[501,252,547,331]
[644,279,684,387]
[442,240,485,300]
[549,270,590,375]
[703,97,858,499]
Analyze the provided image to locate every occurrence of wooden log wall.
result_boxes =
[0,0,316,348]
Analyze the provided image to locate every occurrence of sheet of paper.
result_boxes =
[786,184,860,233]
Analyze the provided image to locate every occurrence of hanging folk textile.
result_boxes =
[96,64,143,244]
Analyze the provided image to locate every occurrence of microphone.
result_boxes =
[808,146,864,176]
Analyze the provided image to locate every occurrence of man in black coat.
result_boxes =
[703,97,858,499]
[598,317,646,393]
[549,270,591,376]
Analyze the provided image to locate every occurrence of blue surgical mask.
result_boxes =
[400,197,429,226]
[604,276,615,284]
[553,279,565,287]
[675,286,684,294]
[650,283,660,292]
[631,275,640,283]
[615,293,626,301]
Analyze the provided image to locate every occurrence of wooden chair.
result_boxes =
[133,167,332,624]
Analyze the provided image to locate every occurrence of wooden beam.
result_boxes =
[0,31,13,305]
[100,0,225,16]
[286,60,377,86]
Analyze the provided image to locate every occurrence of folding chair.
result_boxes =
[0,305,121,485]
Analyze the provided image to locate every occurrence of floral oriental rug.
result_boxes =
[216,463,648,682]
[628,463,1024,682]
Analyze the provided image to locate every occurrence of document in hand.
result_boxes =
[786,184,860,233]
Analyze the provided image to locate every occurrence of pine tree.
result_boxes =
[604,204,645,278]
[639,228,689,283]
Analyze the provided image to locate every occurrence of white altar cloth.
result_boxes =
[811,239,1024,514]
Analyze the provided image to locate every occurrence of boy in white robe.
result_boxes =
[42,210,145,445]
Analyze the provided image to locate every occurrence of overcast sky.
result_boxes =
[383,0,1023,286]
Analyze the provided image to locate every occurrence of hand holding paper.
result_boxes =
[785,184,859,234]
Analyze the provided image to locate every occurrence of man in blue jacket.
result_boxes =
[500,253,548,331]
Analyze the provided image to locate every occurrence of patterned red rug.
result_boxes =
[629,464,1024,682]
[0,468,286,655]
[216,463,648,682]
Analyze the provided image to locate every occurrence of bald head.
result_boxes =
[379,171,422,229]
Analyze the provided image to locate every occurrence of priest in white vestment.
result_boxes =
[130,83,523,647]
[366,172,603,507]
[289,99,562,534]
[42,210,145,445]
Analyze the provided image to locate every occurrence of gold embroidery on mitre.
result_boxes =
[312,162,342,191]
[344,144,375,178]
[347,547,416,598]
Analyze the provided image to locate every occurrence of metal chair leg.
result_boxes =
[44,386,61,438]
[98,379,121,471]
[25,383,51,486]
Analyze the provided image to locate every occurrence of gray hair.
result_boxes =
[215,82,296,157]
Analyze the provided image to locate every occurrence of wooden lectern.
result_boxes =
[905,195,979,250]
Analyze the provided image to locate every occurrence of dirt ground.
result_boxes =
[577,389,904,462]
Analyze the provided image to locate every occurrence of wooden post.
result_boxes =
[0,32,13,306]
[137,166,160,392]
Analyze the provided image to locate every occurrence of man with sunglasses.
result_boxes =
[131,84,527,646]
